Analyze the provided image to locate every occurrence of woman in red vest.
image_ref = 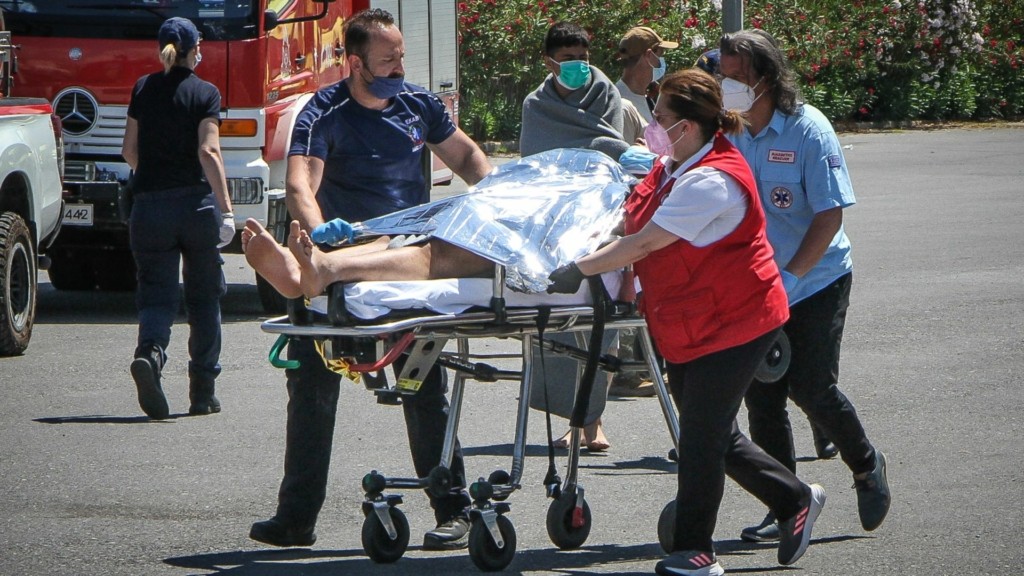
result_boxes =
[546,69,825,576]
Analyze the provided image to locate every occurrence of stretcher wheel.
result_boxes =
[546,491,592,549]
[426,466,455,499]
[361,506,409,564]
[657,499,676,554]
[468,515,516,572]
[754,331,790,384]
[487,470,512,501]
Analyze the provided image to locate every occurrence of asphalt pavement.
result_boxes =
[1,124,1022,575]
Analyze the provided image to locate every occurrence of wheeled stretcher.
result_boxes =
[260,265,682,571]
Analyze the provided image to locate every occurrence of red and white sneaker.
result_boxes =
[778,483,826,565]
[655,550,725,576]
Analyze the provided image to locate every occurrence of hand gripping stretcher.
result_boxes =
[261,263,681,571]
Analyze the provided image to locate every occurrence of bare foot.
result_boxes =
[551,428,585,450]
[584,419,610,452]
[550,420,609,451]
[286,221,331,298]
[241,218,303,299]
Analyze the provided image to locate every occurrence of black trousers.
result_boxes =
[130,186,225,382]
[668,327,806,554]
[275,337,470,528]
[745,272,875,476]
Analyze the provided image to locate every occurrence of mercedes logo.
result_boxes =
[52,87,98,136]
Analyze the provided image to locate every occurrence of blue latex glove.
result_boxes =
[618,145,658,175]
[781,270,799,295]
[311,217,356,246]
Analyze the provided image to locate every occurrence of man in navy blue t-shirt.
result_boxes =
[249,8,491,552]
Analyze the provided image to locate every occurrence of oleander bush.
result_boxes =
[457,0,1023,141]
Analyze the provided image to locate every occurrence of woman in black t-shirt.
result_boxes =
[121,17,234,420]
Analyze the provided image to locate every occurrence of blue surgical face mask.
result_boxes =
[361,61,405,100]
[651,55,666,82]
[550,58,591,91]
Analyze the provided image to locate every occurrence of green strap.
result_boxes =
[268,334,300,369]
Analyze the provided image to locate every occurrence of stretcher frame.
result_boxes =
[260,265,680,570]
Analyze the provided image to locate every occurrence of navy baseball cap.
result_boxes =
[158,17,200,53]
[695,49,720,75]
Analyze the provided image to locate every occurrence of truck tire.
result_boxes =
[47,250,98,291]
[256,271,287,314]
[0,212,36,356]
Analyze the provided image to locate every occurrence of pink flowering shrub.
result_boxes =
[457,0,1022,140]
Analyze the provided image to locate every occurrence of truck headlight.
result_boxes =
[228,177,264,204]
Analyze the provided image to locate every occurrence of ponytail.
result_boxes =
[160,43,177,73]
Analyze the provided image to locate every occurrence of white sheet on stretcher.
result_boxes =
[308,272,623,320]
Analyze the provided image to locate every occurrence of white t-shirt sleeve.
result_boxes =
[650,167,749,247]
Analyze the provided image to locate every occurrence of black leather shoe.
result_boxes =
[249,518,317,547]
[740,511,780,542]
[812,425,839,459]
[422,516,470,550]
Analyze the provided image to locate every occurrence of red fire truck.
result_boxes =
[1,0,459,311]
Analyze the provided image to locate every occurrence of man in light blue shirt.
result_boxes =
[732,104,855,305]
[715,29,892,544]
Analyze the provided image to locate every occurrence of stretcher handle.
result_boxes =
[347,331,416,373]
[268,335,301,370]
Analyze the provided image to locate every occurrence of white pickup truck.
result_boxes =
[0,30,65,355]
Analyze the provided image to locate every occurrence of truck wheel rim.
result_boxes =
[7,240,32,330]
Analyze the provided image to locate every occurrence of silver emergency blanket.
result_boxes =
[351,148,636,293]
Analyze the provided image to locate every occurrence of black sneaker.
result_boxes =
[655,550,725,576]
[131,352,169,420]
[249,517,317,547]
[739,511,780,542]
[777,483,825,566]
[854,449,891,531]
[422,516,470,550]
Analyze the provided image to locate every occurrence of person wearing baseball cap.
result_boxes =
[607,25,678,400]
[122,15,234,419]
[695,48,721,76]
[158,16,201,56]
[615,26,678,124]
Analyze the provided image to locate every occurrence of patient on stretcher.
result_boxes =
[243,218,494,299]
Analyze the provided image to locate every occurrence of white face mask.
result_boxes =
[721,77,762,112]
[651,55,667,82]
[193,51,202,69]
[644,117,686,157]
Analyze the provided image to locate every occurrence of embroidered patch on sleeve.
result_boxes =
[827,154,843,168]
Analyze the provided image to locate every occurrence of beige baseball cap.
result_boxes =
[617,26,678,60]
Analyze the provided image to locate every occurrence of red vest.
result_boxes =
[624,134,789,363]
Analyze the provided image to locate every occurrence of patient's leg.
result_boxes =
[241,219,303,298]
[288,223,493,297]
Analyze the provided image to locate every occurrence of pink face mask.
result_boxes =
[644,117,685,157]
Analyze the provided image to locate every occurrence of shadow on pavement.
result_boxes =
[164,542,670,575]
[34,413,191,424]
